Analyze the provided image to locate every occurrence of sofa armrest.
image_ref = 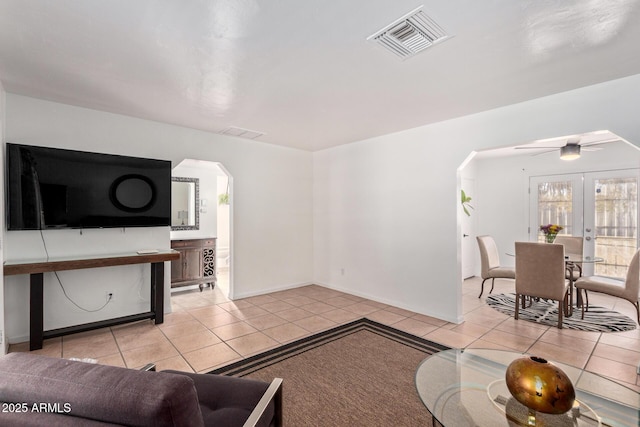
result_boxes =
[163,370,282,427]
[243,378,283,427]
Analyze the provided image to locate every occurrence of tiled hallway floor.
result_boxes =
[9,277,640,391]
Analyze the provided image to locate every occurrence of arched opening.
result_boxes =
[457,130,640,319]
[170,159,233,299]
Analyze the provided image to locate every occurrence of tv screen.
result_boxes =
[6,143,171,230]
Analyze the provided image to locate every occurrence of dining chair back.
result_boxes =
[554,235,584,304]
[476,235,515,298]
[553,236,584,257]
[515,242,569,328]
[575,248,640,323]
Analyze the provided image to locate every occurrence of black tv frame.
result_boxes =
[5,143,172,231]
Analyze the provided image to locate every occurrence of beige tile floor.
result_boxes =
[9,276,640,392]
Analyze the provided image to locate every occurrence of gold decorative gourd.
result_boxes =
[505,356,576,414]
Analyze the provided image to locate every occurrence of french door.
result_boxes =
[530,169,639,278]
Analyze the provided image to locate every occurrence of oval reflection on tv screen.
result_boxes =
[110,174,156,212]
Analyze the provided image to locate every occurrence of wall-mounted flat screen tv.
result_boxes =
[6,143,171,230]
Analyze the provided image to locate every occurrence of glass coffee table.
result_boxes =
[415,348,640,427]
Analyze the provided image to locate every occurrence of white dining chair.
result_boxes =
[515,242,569,329]
[553,235,584,307]
[476,235,515,298]
[575,249,640,324]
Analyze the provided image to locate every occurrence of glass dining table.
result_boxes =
[415,348,640,427]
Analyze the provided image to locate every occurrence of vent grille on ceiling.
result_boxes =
[219,126,265,140]
[368,6,451,60]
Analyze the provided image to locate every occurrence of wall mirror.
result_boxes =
[171,177,199,230]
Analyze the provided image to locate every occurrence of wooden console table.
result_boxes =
[3,250,180,350]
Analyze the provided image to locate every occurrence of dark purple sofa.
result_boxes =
[0,353,282,426]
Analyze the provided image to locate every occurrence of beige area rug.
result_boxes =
[211,318,450,427]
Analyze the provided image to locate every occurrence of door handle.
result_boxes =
[585,228,592,232]
[585,236,592,241]
[463,234,469,237]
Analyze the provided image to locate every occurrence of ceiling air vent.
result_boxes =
[219,126,265,140]
[367,6,451,60]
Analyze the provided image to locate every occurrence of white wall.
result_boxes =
[3,94,313,343]
[472,141,640,272]
[0,82,5,353]
[216,175,231,251]
[313,73,640,324]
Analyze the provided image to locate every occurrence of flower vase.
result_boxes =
[545,233,558,243]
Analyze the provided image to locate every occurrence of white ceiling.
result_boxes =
[1,0,640,152]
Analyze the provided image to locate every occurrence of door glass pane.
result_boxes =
[537,181,573,242]
[594,177,638,278]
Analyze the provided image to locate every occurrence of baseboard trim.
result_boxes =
[232,281,313,300]
[315,281,462,324]
[7,334,29,346]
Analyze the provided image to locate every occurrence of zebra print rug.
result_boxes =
[486,293,637,332]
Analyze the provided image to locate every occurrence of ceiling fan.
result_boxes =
[514,137,621,160]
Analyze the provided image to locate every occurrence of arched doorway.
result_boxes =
[458,131,639,306]
[171,159,233,299]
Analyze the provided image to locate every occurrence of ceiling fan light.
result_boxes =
[560,144,580,160]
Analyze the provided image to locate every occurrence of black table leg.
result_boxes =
[30,273,44,351]
[151,262,164,324]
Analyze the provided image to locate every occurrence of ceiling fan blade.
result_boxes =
[530,149,558,157]
[514,146,560,150]
[580,138,621,147]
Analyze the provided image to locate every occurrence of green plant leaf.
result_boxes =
[461,189,473,216]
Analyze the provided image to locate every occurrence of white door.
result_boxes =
[530,170,639,278]
[584,170,639,277]
[462,178,477,279]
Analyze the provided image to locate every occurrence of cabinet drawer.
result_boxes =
[171,238,216,248]
[171,240,193,248]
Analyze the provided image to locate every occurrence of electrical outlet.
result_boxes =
[106,291,115,302]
